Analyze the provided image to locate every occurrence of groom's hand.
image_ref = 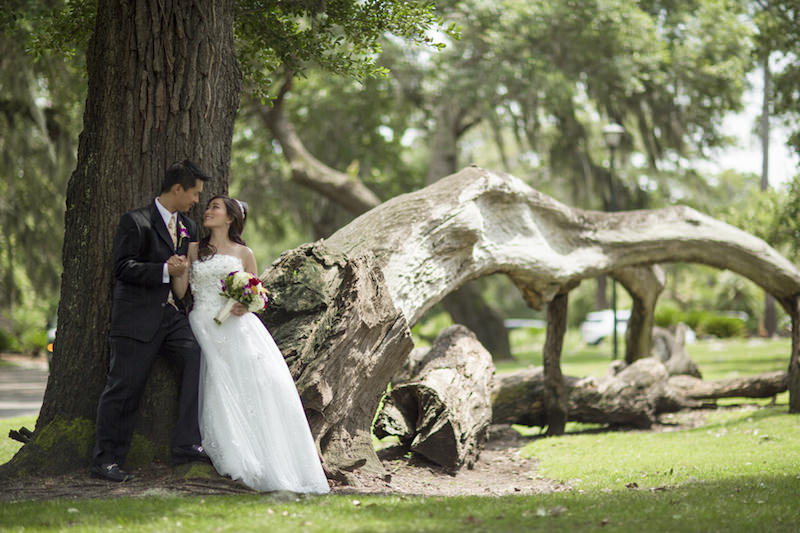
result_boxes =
[167,255,188,277]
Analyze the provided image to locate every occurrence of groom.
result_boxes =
[92,160,212,482]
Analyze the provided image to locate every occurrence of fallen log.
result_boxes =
[668,371,787,400]
[257,166,800,480]
[374,325,494,471]
[492,358,787,429]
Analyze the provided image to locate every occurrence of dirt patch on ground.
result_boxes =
[1,411,715,503]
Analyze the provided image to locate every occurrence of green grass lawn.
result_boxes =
[2,337,798,532]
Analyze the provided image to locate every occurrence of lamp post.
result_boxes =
[602,123,624,359]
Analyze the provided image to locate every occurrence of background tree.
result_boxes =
[0,1,85,349]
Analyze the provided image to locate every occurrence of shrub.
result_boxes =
[655,304,683,328]
[20,329,49,352]
[700,315,748,338]
[684,310,714,331]
[0,329,21,352]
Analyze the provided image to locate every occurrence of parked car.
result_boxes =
[579,309,630,345]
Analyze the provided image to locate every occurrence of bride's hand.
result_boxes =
[230,302,248,316]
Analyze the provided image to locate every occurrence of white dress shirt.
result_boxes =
[154,198,176,283]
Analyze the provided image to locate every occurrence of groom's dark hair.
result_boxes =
[161,159,212,193]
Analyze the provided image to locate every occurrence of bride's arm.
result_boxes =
[171,243,197,300]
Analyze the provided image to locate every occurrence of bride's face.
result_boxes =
[203,198,232,229]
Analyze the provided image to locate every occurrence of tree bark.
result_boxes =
[373,325,494,471]
[543,292,568,435]
[5,0,240,476]
[260,244,413,484]
[789,296,800,413]
[667,371,786,400]
[614,265,666,363]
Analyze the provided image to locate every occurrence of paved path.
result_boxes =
[0,356,48,419]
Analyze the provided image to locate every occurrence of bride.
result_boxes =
[173,195,329,494]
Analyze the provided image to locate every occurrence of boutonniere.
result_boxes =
[177,221,190,248]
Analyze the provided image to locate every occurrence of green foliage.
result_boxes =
[701,315,748,338]
[5,1,450,93]
[0,329,22,352]
[654,303,682,328]
[236,0,449,97]
[716,172,787,248]
[416,0,753,211]
[752,1,800,153]
[655,305,748,338]
[774,173,800,257]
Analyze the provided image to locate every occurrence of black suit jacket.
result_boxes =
[109,203,198,342]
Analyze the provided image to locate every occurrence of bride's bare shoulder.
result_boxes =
[234,245,257,273]
[230,244,253,263]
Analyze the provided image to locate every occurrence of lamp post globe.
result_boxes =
[602,122,624,359]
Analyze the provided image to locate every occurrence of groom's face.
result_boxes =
[175,180,204,212]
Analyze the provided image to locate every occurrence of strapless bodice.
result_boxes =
[190,254,244,311]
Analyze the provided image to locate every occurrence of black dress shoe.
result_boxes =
[172,444,212,465]
[91,463,134,482]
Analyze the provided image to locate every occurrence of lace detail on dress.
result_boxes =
[190,254,243,312]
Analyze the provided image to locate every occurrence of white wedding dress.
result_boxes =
[189,254,329,493]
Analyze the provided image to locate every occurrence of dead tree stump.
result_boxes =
[260,243,413,483]
[652,324,702,378]
[374,325,495,471]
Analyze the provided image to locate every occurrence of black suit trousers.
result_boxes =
[93,305,201,466]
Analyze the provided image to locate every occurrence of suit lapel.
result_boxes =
[150,203,175,253]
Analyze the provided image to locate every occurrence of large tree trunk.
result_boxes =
[324,167,800,325]
[3,0,240,476]
[260,244,413,484]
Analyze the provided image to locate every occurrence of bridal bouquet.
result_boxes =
[214,270,269,325]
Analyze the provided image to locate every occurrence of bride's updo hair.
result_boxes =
[198,195,248,261]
